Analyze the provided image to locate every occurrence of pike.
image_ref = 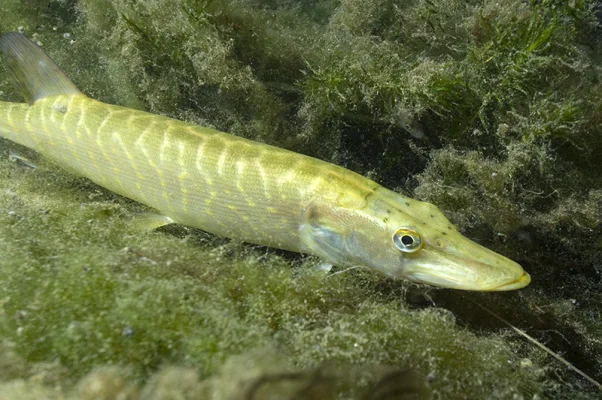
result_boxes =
[0,32,530,290]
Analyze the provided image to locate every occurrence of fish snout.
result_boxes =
[402,238,530,291]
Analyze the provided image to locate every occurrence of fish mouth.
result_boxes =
[486,271,531,291]
[402,246,531,291]
[406,269,531,291]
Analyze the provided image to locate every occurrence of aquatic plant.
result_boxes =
[1,0,601,398]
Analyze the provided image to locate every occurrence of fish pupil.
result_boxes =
[401,235,414,246]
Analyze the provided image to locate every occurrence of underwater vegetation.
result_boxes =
[0,0,601,398]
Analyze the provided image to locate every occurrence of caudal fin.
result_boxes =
[0,32,81,104]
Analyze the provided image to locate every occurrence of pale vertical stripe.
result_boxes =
[177,140,187,168]
[235,160,245,192]
[23,104,33,133]
[135,120,159,169]
[75,97,86,139]
[277,167,296,187]
[39,100,51,137]
[177,140,189,210]
[194,140,205,172]
[195,140,213,185]
[159,130,170,164]
[255,157,270,199]
[110,118,149,202]
[96,109,112,138]
[112,131,136,166]
[59,95,75,132]
[217,145,228,176]
[94,110,128,191]
[306,175,323,197]
[50,97,61,124]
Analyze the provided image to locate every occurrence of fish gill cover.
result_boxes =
[0,0,601,399]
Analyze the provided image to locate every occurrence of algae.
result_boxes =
[1,0,602,398]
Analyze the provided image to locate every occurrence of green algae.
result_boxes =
[1,0,602,398]
[0,152,543,398]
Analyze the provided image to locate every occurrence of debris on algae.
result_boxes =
[1,0,601,398]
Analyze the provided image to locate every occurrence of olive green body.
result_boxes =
[0,94,378,252]
[0,32,531,291]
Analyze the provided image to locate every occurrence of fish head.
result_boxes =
[300,187,530,291]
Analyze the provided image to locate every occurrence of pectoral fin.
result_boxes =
[8,151,37,169]
[129,212,175,231]
[299,205,349,266]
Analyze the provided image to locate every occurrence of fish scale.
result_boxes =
[0,32,531,291]
[2,92,355,251]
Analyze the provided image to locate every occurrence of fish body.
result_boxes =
[0,32,530,291]
[0,93,371,253]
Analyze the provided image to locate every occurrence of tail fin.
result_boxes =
[0,32,81,104]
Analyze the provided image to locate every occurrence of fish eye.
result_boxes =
[393,228,422,253]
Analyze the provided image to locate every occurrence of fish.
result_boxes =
[0,32,530,291]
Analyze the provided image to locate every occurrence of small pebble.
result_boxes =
[122,326,134,337]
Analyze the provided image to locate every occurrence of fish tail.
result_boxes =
[0,32,81,104]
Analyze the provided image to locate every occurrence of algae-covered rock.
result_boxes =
[77,367,139,400]
[1,0,602,399]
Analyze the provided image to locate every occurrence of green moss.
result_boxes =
[0,152,550,398]
[1,0,602,398]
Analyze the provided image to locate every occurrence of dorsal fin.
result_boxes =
[0,32,81,104]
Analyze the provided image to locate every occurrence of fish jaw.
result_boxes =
[488,271,531,291]
[400,234,530,291]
